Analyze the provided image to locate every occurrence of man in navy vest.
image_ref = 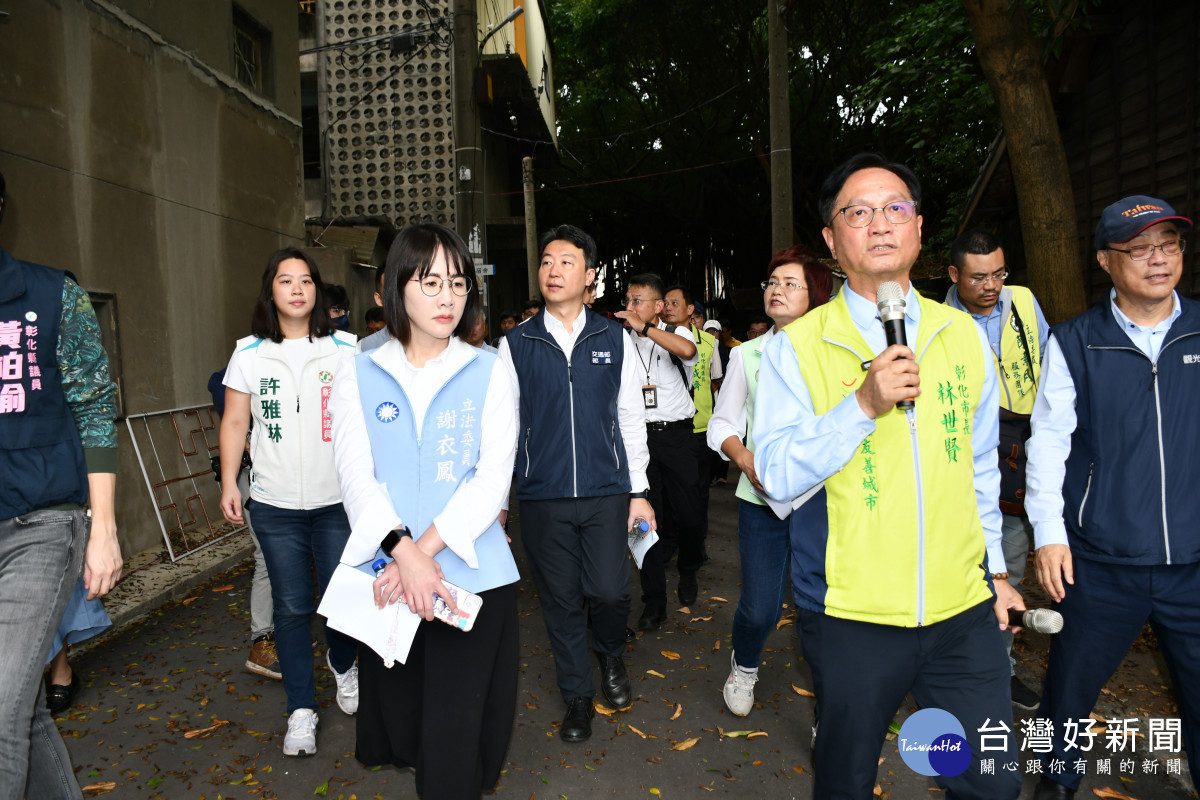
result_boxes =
[1026,196,1200,799]
[499,224,655,743]
[0,170,123,798]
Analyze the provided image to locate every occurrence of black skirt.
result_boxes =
[355,583,519,800]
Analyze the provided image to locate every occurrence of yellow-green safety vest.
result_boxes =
[785,290,992,627]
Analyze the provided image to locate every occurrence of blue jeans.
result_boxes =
[0,508,88,800]
[731,500,792,670]
[248,501,357,714]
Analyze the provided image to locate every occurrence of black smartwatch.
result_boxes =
[642,321,654,337]
[380,525,413,556]
[630,490,649,499]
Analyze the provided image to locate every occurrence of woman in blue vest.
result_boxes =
[706,244,832,716]
[218,248,360,757]
[330,223,520,799]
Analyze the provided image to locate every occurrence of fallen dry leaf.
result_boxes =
[873,785,882,796]
[661,651,681,660]
[627,725,647,739]
[791,684,815,697]
[776,617,794,629]
[747,731,768,739]
[677,606,691,614]
[690,616,713,622]
[593,703,616,716]
[670,704,681,721]
[1091,788,1137,800]
[212,584,234,592]
[81,782,118,794]
[673,737,701,750]
[709,596,728,603]
[647,669,666,678]
[720,729,754,738]
[793,766,806,774]
[183,719,229,739]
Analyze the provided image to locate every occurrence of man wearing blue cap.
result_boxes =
[1026,195,1200,798]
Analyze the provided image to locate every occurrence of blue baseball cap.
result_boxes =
[692,300,706,317]
[1094,195,1192,250]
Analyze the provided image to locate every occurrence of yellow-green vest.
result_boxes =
[691,325,717,433]
[995,285,1041,414]
[735,333,769,506]
[785,290,992,627]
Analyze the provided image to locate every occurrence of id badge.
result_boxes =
[642,384,658,409]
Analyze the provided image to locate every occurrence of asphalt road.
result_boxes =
[57,478,1195,799]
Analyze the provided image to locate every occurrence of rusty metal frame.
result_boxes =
[125,403,246,561]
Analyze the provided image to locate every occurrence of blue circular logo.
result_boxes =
[375,402,400,423]
[897,708,971,777]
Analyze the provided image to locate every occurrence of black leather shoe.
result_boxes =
[559,697,595,742]
[624,626,638,643]
[677,570,698,606]
[637,603,667,631]
[1033,776,1075,799]
[46,671,81,715]
[598,654,632,709]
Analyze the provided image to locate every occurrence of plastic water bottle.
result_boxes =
[630,518,650,537]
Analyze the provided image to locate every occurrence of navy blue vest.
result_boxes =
[1054,297,1200,566]
[506,309,632,500]
[0,250,88,517]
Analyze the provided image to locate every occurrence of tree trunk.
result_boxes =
[963,0,1087,323]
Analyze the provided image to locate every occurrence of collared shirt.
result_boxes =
[630,321,699,423]
[1026,290,1182,548]
[497,309,650,492]
[330,337,517,569]
[753,285,1006,572]
[945,284,1050,359]
[706,327,773,456]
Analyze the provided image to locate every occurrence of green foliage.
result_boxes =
[539,0,1062,299]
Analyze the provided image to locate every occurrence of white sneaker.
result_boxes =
[282,708,318,757]
[722,652,758,717]
[326,652,359,715]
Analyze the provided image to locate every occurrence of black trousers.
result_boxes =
[641,426,705,605]
[519,494,631,703]
[355,583,519,800]
[799,600,1019,800]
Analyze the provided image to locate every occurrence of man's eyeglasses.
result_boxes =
[328,306,348,315]
[624,297,654,306]
[761,280,808,292]
[965,270,1008,287]
[411,275,473,297]
[1106,240,1185,261]
[833,201,917,228]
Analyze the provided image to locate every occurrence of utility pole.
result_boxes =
[522,156,539,299]
[451,0,485,260]
[767,0,793,252]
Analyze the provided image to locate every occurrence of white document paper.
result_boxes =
[754,481,823,520]
[627,528,659,569]
[318,563,421,667]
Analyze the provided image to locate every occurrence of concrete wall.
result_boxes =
[0,0,304,556]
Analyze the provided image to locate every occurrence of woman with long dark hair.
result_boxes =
[706,244,833,717]
[218,247,360,757]
[330,223,520,799]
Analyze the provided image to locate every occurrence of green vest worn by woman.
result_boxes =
[690,324,717,433]
[735,334,769,506]
[785,291,992,627]
[995,285,1042,414]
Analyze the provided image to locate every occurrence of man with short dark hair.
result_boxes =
[1026,196,1200,799]
[521,298,542,321]
[500,224,655,743]
[754,153,1022,798]
[0,170,123,798]
[615,274,702,630]
[946,229,1049,710]
[745,315,770,340]
[358,267,391,353]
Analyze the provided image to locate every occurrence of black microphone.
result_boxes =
[1007,608,1064,634]
[875,281,914,410]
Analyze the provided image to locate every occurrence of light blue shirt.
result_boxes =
[945,285,1050,359]
[1025,290,1182,548]
[753,286,1006,573]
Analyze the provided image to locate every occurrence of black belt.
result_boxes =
[647,418,693,431]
